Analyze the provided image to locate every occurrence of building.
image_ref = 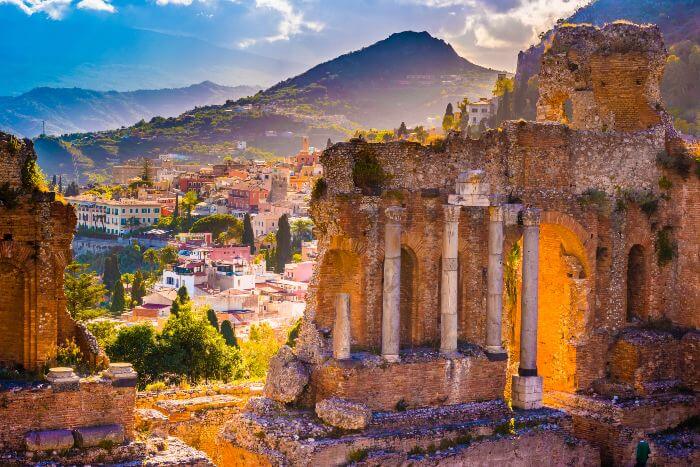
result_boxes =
[283,261,314,282]
[67,195,162,236]
[227,182,267,212]
[465,97,497,126]
[162,261,208,297]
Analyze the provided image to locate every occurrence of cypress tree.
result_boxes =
[131,270,147,305]
[220,320,238,347]
[442,103,455,132]
[242,213,255,253]
[110,280,126,314]
[102,254,121,293]
[170,299,181,317]
[275,214,292,273]
[326,138,332,148]
[176,284,189,304]
[207,308,219,330]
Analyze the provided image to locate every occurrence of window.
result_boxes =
[472,117,477,123]
[154,208,160,213]
[122,208,126,213]
[472,108,478,113]
[121,219,126,225]
[142,208,147,213]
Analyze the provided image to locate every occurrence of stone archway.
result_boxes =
[0,262,25,368]
[505,213,593,396]
[626,244,647,322]
[399,246,419,349]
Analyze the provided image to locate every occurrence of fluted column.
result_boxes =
[333,293,351,360]
[382,206,404,362]
[512,207,543,410]
[485,203,506,357]
[440,205,461,354]
[519,207,541,375]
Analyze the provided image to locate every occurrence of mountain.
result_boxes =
[0,82,262,138]
[33,31,503,180]
[512,0,700,134]
[242,31,503,128]
[0,16,304,96]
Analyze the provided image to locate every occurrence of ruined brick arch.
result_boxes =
[315,247,367,347]
[503,211,595,394]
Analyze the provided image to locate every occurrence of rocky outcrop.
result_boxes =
[263,346,310,404]
[315,398,372,430]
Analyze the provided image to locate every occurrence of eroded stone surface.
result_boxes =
[263,346,310,404]
[315,398,372,430]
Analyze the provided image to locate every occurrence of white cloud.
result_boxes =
[240,0,324,47]
[0,0,72,19]
[448,0,589,50]
[76,0,115,13]
[155,0,195,5]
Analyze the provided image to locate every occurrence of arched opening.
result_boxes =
[505,222,591,395]
[0,262,24,368]
[626,245,646,322]
[399,247,418,349]
[316,249,366,347]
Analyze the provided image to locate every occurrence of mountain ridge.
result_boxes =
[1,81,262,138]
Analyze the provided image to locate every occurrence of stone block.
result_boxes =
[315,397,372,430]
[264,346,310,404]
[512,375,543,410]
[73,424,125,448]
[24,429,75,452]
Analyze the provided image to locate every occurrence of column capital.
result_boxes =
[488,205,504,222]
[443,204,461,222]
[522,207,542,226]
[384,206,405,224]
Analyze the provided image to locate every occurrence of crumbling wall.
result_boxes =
[537,22,666,131]
[0,378,136,451]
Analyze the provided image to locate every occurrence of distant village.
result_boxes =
[64,136,323,340]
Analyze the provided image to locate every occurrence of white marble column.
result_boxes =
[333,293,351,360]
[440,205,461,354]
[381,206,404,362]
[512,207,543,410]
[485,203,506,356]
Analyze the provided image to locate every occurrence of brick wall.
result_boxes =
[0,379,136,451]
[303,353,506,411]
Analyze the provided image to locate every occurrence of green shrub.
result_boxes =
[352,149,387,195]
[285,318,302,348]
[656,150,691,178]
[311,177,327,200]
[658,176,673,190]
[578,188,609,213]
[144,381,167,392]
[56,338,83,369]
[346,448,368,463]
[656,226,677,266]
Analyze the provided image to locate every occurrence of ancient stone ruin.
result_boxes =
[227,22,699,465]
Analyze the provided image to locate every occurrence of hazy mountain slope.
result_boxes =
[33,31,503,179]
[242,31,503,128]
[0,18,303,96]
[0,82,261,138]
[512,0,700,134]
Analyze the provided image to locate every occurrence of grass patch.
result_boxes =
[658,176,673,190]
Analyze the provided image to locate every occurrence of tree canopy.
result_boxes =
[64,262,107,321]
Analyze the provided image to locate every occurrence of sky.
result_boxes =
[0,0,591,91]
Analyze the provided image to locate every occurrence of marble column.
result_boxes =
[381,206,404,362]
[485,203,506,357]
[333,293,351,360]
[512,207,543,410]
[440,204,461,354]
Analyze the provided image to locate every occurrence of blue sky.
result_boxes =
[0,0,590,93]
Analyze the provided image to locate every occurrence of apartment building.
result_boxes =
[67,195,162,236]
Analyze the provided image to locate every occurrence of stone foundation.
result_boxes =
[223,399,599,466]
[0,374,136,451]
[302,347,506,411]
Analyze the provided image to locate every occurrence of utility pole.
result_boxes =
[42,120,46,136]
